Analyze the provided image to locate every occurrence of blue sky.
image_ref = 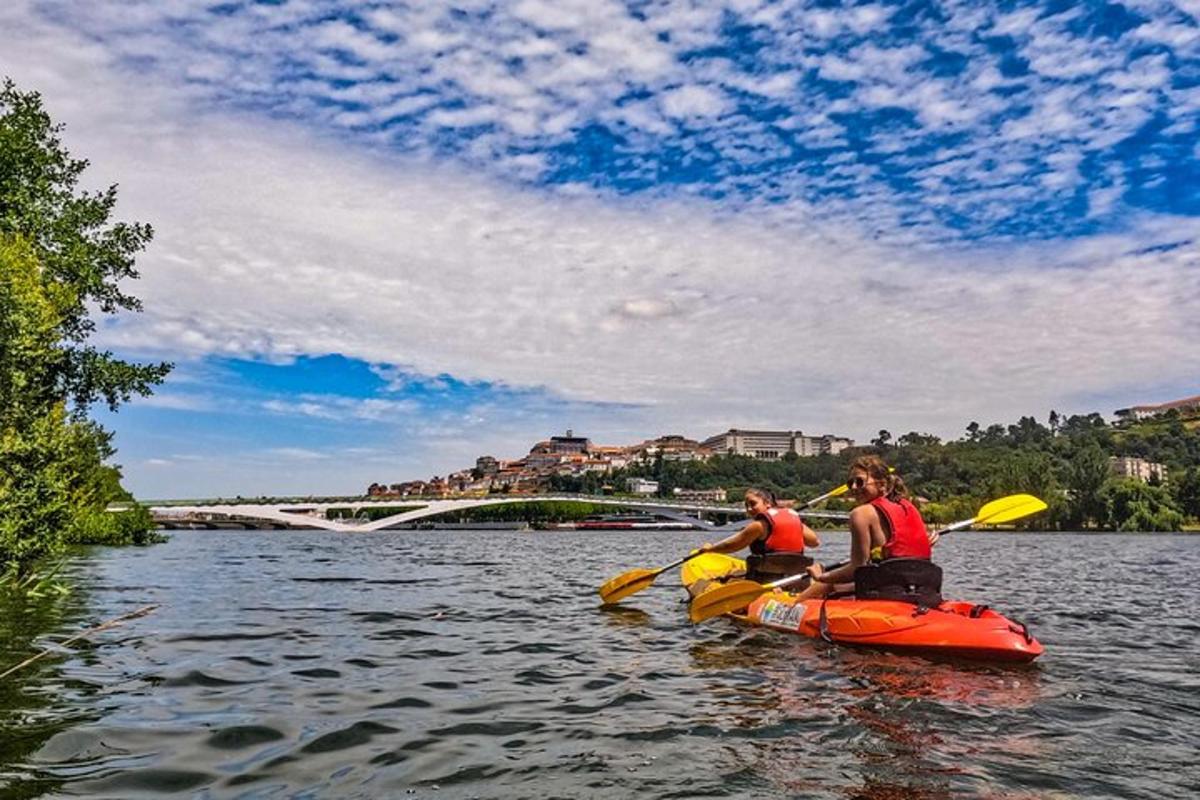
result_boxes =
[4,0,1199,497]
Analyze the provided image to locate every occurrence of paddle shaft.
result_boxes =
[653,552,703,577]
[765,560,847,592]
[799,486,846,508]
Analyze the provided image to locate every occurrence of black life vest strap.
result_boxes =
[745,551,813,583]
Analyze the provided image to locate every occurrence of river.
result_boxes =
[1,530,1197,799]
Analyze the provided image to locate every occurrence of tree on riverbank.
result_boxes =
[1,79,170,581]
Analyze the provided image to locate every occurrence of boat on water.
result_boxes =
[552,513,697,531]
[683,553,1043,663]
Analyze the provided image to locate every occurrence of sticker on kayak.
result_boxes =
[758,598,806,629]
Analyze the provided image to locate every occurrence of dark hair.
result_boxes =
[848,455,908,501]
[744,487,778,506]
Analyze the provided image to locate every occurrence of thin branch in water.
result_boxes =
[0,604,159,680]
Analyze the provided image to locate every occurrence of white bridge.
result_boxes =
[147,494,849,533]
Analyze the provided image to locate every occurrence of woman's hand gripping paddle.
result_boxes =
[686,493,1049,623]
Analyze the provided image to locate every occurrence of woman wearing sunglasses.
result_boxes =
[794,455,940,603]
[701,488,821,584]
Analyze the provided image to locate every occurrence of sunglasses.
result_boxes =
[847,476,870,490]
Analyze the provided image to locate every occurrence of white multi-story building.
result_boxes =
[793,434,855,457]
[701,429,794,459]
[701,429,855,460]
[626,478,660,495]
[1110,456,1168,483]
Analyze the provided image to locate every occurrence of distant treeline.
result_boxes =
[551,411,1200,532]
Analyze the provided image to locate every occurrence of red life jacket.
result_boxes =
[750,507,807,554]
[869,496,931,560]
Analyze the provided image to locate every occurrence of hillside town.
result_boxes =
[366,394,1200,501]
[366,428,855,499]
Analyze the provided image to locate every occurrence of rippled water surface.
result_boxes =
[2,530,1198,799]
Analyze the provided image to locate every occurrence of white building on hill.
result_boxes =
[1115,394,1200,421]
[1110,456,1168,484]
[701,429,855,460]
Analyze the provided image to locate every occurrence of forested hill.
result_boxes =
[552,411,1200,531]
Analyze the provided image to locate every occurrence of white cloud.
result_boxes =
[660,84,729,118]
[261,396,419,422]
[81,95,1198,443]
[4,0,1200,498]
[267,447,330,461]
[130,390,222,412]
[10,0,1196,242]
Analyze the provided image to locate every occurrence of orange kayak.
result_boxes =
[684,554,1043,663]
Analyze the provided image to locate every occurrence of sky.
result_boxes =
[2,0,1199,499]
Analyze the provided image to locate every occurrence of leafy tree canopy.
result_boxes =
[1,79,170,412]
[1,78,169,580]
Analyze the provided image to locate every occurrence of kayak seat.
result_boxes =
[746,552,813,584]
[853,558,944,608]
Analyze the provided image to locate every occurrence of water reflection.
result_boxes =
[597,605,652,627]
[0,574,92,800]
[0,531,1195,799]
[683,627,1047,799]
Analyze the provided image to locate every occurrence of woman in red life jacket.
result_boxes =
[795,455,939,601]
[702,488,820,583]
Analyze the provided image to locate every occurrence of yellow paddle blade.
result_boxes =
[688,580,771,624]
[974,494,1048,526]
[599,568,659,604]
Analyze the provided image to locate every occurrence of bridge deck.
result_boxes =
[147,494,848,532]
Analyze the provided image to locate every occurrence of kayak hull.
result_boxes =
[684,553,1043,663]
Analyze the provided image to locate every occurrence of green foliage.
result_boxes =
[1101,480,1184,532]
[1,79,170,411]
[0,404,74,577]
[327,505,423,521]
[1173,468,1200,520]
[1063,445,1111,529]
[446,500,610,523]
[0,80,168,583]
[64,505,165,546]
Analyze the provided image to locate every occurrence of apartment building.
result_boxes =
[1110,456,1169,484]
[626,478,660,495]
[701,429,856,460]
[793,433,856,457]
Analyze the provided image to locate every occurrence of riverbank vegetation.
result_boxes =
[553,411,1200,532]
[1,79,169,583]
